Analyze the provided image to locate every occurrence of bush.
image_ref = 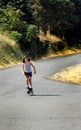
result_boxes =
[26,24,38,42]
[51,43,58,52]
[57,41,65,51]
[51,41,65,52]
[10,31,22,42]
[36,40,51,57]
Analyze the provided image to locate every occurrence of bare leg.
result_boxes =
[25,76,30,94]
[29,76,32,87]
[29,76,33,94]
[26,76,29,86]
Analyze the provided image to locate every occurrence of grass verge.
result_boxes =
[48,64,81,85]
[0,33,23,68]
[41,48,81,60]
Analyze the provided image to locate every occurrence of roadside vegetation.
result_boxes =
[0,33,23,68]
[0,0,81,68]
[49,64,81,85]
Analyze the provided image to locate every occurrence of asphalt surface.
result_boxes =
[0,53,81,130]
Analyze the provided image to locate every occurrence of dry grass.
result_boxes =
[0,33,23,68]
[49,64,81,85]
[41,49,81,60]
[0,33,15,46]
[39,30,61,43]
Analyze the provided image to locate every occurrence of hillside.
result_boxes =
[0,33,23,68]
[39,30,61,43]
[0,0,81,64]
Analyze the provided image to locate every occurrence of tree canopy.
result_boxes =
[0,0,81,57]
[30,0,81,44]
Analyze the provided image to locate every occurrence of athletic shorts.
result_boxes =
[24,72,32,77]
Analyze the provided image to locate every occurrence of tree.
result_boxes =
[0,0,10,6]
[39,0,76,39]
[0,0,35,23]
[65,0,81,46]
[26,24,39,58]
[30,0,43,29]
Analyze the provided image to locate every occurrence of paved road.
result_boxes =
[0,53,81,130]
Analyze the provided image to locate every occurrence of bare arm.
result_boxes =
[30,62,36,74]
[22,63,25,75]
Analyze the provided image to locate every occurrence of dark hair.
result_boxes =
[23,55,30,63]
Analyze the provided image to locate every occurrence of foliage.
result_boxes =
[34,0,76,35]
[0,5,39,55]
[0,0,81,59]
[10,31,22,42]
[9,0,34,23]
[0,33,23,65]
[30,0,43,27]
[26,25,38,42]
[0,6,24,31]
[31,0,81,47]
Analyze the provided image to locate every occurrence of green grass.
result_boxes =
[0,33,23,67]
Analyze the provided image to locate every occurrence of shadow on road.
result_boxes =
[30,94,61,97]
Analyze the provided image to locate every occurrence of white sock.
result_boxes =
[29,86,32,88]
